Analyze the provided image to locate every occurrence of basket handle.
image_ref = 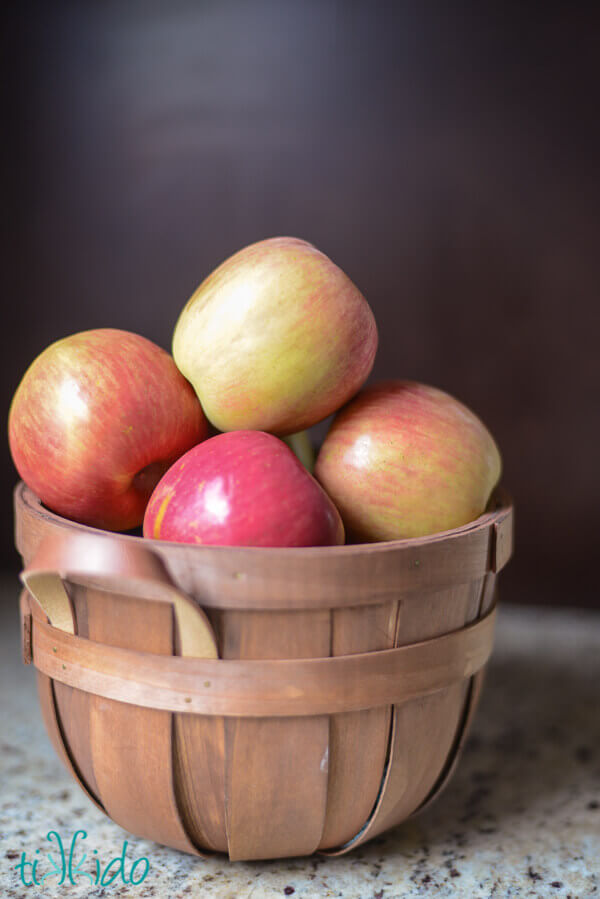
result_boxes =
[20,530,218,659]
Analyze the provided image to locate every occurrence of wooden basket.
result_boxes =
[14,481,513,861]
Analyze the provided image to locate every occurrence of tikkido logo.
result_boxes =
[13,830,150,887]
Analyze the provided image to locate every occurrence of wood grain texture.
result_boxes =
[83,588,201,855]
[172,597,227,854]
[20,525,220,853]
[220,610,330,860]
[15,484,513,609]
[52,583,101,801]
[319,601,398,849]
[20,603,32,664]
[28,607,497,716]
[173,714,227,853]
[379,578,486,833]
[413,572,498,819]
[15,482,513,860]
[327,577,487,854]
[20,589,104,811]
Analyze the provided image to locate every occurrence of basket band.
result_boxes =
[23,604,496,718]
[15,483,514,610]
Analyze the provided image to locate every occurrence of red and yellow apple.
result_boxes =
[9,329,208,530]
[172,237,378,435]
[144,430,344,547]
[315,380,502,541]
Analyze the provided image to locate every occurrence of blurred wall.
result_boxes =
[2,1,599,606]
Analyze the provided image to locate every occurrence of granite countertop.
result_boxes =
[1,577,598,898]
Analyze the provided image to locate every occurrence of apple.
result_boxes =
[282,430,315,471]
[314,380,502,541]
[143,430,345,547]
[9,329,208,530]
[172,237,378,435]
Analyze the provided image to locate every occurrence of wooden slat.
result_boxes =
[172,601,227,852]
[20,589,105,811]
[53,681,102,800]
[52,583,101,801]
[393,577,486,821]
[21,551,105,805]
[319,601,398,849]
[221,610,330,860]
[173,603,227,853]
[327,577,486,854]
[374,578,486,836]
[492,515,513,573]
[84,588,202,855]
[37,673,106,811]
[173,715,227,852]
[413,571,499,817]
[20,601,32,664]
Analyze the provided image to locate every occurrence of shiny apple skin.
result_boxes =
[143,430,345,547]
[314,380,502,541]
[172,237,378,435]
[9,329,208,530]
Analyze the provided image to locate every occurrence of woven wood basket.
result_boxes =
[14,481,513,861]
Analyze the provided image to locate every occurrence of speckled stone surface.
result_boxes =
[1,578,598,898]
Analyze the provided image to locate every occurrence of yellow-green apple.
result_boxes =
[172,237,378,435]
[143,430,344,547]
[314,380,502,541]
[9,329,208,530]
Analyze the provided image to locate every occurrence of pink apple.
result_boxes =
[314,380,502,541]
[9,329,208,530]
[143,430,345,547]
[172,237,378,435]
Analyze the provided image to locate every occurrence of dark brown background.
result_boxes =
[2,2,599,606]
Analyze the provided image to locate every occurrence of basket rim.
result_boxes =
[15,480,512,558]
